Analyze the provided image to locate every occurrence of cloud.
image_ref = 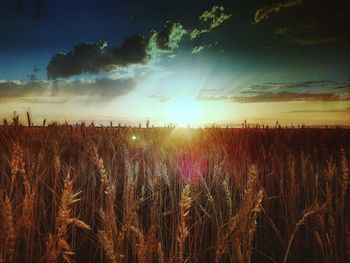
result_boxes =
[47,36,150,79]
[190,5,231,39]
[47,5,232,79]
[254,0,304,24]
[0,80,49,101]
[51,78,138,98]
[154,21,187,51]
[147,94,170,103]
[285,107,350,113]
[0,77,138,103]
[273,20,317,35]
[198,91,345,103]
[146,21,189,60]
[231,91,341,103]
[199,5,232,30]
[244,80,347,93]
[47,22,188,79]
[198,79,350,103]
[255,0,350,46]
[17,97,67,104]
[274,27,291,35]
[334,83,350,90]
[290,37,337,45]
[192,46,204,54]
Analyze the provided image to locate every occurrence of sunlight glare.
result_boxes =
[167,98,202,127]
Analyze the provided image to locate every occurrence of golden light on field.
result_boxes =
[167,98,203,127]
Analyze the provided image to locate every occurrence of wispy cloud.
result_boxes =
[334,83,350,90]
[243,80,349,93]
[198,91,348,103]
[198,79,350,103]
[254,0,304,24]
[190,5,231,39]
[199,5,232,30]
[285,107,350,113]
[192,46,204,54]
[289,37,337,45]
[255,0,350,47]
[274,27,291,35]
[147,94,170,102]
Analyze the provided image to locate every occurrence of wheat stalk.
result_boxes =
[221,179,232,215]
[177,184,192,263]
[340,146,348,203]
[283,203,326,263]
[45,173,91,263]
[2,196,16,263]
[92,146,125,263]
[243,188,264,263]
[157,242,165,263]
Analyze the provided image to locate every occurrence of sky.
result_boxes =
[0,0,349,126]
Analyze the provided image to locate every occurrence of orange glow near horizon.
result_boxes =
[0,96,349,127]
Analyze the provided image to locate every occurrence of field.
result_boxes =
[0,117,349,263]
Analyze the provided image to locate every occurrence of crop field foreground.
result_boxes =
[0,120,349,263]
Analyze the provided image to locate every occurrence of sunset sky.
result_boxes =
[0,0,349,126]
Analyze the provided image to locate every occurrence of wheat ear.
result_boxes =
[177,184,192,263]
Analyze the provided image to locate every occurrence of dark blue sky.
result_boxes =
[0,0,348,80]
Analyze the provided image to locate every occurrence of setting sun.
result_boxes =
[167,98,203,127]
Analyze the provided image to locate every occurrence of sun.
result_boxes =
[167,98,203,127]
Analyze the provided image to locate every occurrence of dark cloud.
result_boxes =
[198,91,345,103]
[47,23,186,79]
[47,36,149,79]
[116,35,150,64]
[334,83,350,90]
[0,80,49,101]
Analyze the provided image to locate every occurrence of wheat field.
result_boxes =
[0,116,349,263]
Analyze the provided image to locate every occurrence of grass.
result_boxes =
[0,116,349,262]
